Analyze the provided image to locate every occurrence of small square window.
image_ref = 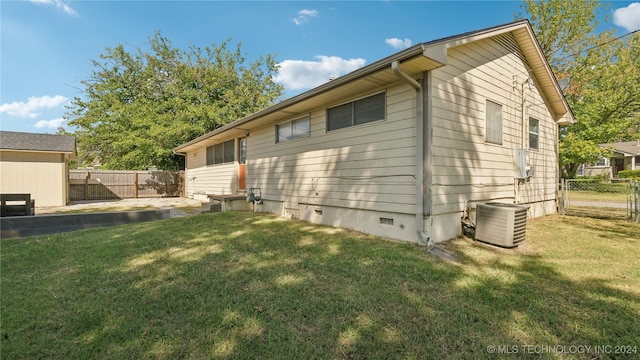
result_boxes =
[327,103,352,131]
[354,92,385,125]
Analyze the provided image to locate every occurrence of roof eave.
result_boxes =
[174,20,576,152]
[512,23,575,124]
[173,44,432,153]
[0,148,76,155]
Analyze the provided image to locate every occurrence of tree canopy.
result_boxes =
[519,0,640,177]
[67,32,283,170]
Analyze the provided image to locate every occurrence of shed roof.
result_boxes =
[601,140,640,156]
[175,19,574,153]
[0,131,77,155]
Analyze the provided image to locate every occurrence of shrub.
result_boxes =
[618,170,640,180]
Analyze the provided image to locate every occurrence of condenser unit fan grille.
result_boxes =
[474,202,528,248]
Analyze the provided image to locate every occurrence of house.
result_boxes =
[580,140,640,178]
[0,131,77,207]
[174,20,574,244]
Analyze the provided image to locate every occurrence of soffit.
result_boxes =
[175,21,574,153]
[175,54,438,153]
[511,26,573,123]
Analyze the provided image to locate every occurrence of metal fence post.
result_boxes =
[560,178,565,215]
[634,180,640,224]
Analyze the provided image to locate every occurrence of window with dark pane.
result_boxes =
[207,139,235,165]
[327,92,385,131]
[214,143,224,164]
[327,103,353,131]
[223,139,235,162]
[206,145,215,165]
[354,92,385,125]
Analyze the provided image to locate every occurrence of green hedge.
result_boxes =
[618,170,640,180]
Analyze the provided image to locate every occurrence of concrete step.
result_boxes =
[200,201,222,213]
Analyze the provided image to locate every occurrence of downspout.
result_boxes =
[392,60,431,246]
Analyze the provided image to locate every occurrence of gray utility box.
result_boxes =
[474,202,528,248]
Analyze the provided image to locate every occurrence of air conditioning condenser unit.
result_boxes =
[474,202,528,248]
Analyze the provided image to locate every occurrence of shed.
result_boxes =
[174,20,574,244]
[0,131,77,207]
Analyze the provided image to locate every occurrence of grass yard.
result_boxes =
[1,212,639,359]
[561,189,630,203]
[562,206,632,220]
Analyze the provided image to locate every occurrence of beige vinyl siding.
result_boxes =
[430,35,558,216]
[248,84,417,214]
[184,142,238,196]
[0,151,68,207]
[518,87,559,204]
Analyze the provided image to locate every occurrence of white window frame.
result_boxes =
[276,116,310,143]
[485,100,503,145]
[529,117,540,150]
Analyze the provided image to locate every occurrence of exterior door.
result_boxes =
[238,137,247,190]
[614,157,625,178]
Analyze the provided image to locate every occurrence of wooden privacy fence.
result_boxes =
[69,170,184,201]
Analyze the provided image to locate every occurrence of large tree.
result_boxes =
[67,32,283,170]
[519,0,640,177]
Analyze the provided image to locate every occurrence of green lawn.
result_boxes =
[561,190,629,203]
[1,212,639,359]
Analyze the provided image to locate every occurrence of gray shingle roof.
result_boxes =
[0,131,76,154]
[600,140,640,156]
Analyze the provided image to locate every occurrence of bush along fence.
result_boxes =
[69,170,184,201]
[618,170,640,181]
[560,178,640,223]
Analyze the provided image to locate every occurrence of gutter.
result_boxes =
[392,61,431,246]
[174,20,571,154]
[173,45,430,153]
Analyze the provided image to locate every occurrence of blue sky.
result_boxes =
[1,0,639,133]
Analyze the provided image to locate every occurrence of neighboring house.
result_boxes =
[174,20,574,244]
[0,131,77,207]
[580,140,640,178]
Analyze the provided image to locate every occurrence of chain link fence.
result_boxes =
[560,178,640,222]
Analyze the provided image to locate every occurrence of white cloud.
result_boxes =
[292,9,318,25]
[0,95,68,118]
[613,2,640,32]
[385,38,413,50]
[29,0,78,17]
[274,56,366,90]
[35,118,65,129]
